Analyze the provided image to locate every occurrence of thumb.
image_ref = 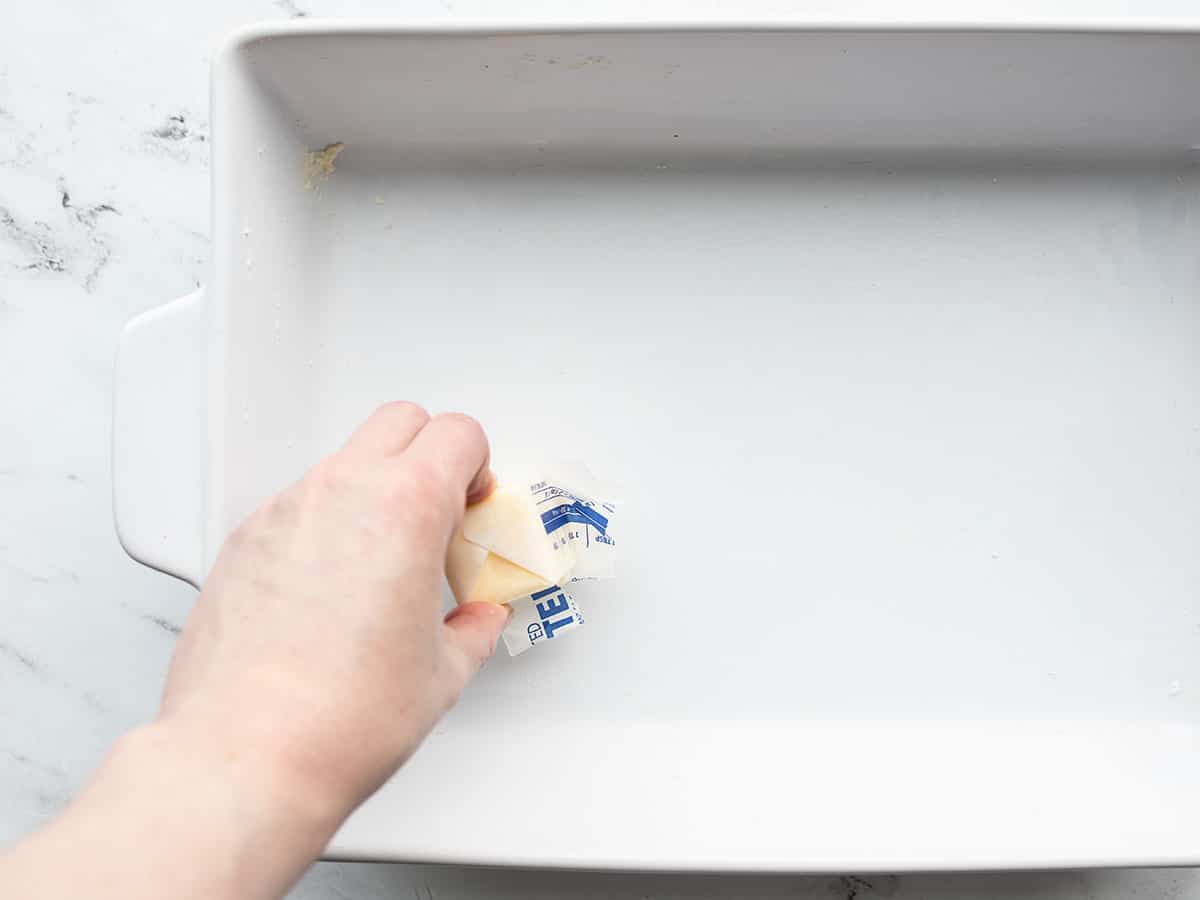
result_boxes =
[442,601,509,684]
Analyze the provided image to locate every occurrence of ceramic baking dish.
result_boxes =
[114,22,1200,871]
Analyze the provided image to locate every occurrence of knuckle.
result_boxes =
[225,497,281,557]
[374,400,430,427]
[401,457,453,504]
[436,411,486,446]
[226,516,255,550]
[381,464,451,530]
[406,503,449,537]
[308,455,349,495]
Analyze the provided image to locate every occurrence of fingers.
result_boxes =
[442,601,509,687]
[465,467,495,506]
[341,401,430,461]
[403,413,492,507]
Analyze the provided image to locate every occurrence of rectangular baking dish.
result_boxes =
[114,22,1200,870]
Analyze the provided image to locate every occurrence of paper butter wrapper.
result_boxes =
[446,463,619,656]
[502,586,587,656]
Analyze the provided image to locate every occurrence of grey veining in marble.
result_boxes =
[3,1,1200,898]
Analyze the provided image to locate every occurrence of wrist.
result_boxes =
[145,709,348,829]
[106,717,342,898]
[4,718,344,900]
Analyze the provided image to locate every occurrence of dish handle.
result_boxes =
[113,288,206,588]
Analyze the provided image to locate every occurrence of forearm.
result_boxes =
[1,404,505,898]
[0,720,340,900]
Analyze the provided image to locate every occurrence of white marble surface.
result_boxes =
[3,1,1200,897]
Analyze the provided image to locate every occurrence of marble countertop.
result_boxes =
[2,1,1199,897]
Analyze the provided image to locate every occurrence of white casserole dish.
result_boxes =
[114,22,1200,870]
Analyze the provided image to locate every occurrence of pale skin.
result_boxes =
[0,402,510,900]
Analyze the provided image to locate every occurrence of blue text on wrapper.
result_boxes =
[527,585,574,644]
[540,501,609,535]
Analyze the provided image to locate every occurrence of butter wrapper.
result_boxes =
[502,586,587,656]
[447,463,619,656]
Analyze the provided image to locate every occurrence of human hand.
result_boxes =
[0,403,509,900]
[157,402,508,824]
